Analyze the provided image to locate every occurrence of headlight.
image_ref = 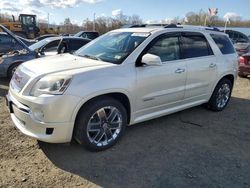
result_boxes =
[30,75,72,97]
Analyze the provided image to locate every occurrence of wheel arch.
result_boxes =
[210,73,235,99]
[7,61,24,77]
[72,91,132,126]
[216,74,235,87]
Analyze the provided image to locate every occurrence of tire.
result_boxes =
[74,96,127,151]
[7,63,21,78]
[208,78,233,112]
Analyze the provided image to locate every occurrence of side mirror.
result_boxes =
[141,53,162,66]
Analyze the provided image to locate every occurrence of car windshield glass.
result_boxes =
[75,32,149,64]
[74,32,82,37]
[29,38,58,51]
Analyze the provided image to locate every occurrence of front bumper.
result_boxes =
[6,89,81,143]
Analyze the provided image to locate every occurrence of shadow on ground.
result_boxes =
[39,97,250,188]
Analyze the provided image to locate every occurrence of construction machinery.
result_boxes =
[0,14,59,39]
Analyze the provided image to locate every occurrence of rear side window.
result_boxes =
[86,33,99,40]
[211,34,235,55]
[181,33,213,58]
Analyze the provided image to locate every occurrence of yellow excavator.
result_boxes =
[0,14,59,39]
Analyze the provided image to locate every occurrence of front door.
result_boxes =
[135,33,187,122]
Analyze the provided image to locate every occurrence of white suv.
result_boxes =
[6,25,238,151]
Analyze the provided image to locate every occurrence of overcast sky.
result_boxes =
[0,0,249,25]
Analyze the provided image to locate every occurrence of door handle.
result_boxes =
[209,63,217,68]
[175,68,185,74]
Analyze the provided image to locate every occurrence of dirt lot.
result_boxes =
[0,77,250,188]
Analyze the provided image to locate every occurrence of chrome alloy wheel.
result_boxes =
[87,106,123,147]
[216,83,231,108]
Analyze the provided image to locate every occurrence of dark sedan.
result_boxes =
[74,31,99,40]
[224,30,250,55]
[239,53,250,78]
[29,36,91,56]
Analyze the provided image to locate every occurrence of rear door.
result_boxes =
[180,32,217,101]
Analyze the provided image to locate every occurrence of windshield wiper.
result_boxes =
[81,54,101,61]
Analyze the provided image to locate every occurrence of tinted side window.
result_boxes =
[44,40,60,52]
[237,33,249,43]
[86,33,99,40]
[69,39,89,51]
[211,34,235,55]
[147,35,180,62]
[181,33,213,58]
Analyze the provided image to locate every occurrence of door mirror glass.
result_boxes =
[141,53,162,66]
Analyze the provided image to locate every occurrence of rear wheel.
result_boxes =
[208,78,233,111]
[74,97,127,151]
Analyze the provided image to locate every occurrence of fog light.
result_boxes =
[46,128,54,135]
[33,109,44,122]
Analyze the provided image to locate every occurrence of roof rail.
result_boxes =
[164,24,183,28]
[205,27,221,32]
[122,23,168,28]
[180,25,221,32]
[121,24,222,32]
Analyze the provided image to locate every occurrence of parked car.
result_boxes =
[74,31,99,40]
[6,25,238,151]
[34,34,59,42]
[238,53,250,78]
[224,30,250,55]
[29,36,91,56]
[0,25,90,78]
[0,25,37,78]
[0,32,36,55]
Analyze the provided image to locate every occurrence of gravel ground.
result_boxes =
[0,77,250,188]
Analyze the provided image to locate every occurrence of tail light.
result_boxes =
[239,56,246,64]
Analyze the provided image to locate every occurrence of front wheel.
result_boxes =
[208,78,233,111]
[7,63,21,78]
[74,97,127,151]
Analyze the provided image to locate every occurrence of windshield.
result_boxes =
[75,32,149,64]
[29,37,58,51]
[74,31,82,37]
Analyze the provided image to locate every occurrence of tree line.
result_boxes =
[1,10,250,35]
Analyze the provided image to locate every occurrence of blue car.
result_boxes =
[0,25,90,78]
[0,25,37,78]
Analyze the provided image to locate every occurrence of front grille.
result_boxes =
[10,66,31,92]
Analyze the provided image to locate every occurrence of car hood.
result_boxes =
[21,53,113,77]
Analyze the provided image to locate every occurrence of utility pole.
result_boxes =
[93,13,96,31]
[48,13,50,28]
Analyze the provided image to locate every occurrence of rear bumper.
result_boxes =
[6,89,80,143]
[239,64,250,75]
